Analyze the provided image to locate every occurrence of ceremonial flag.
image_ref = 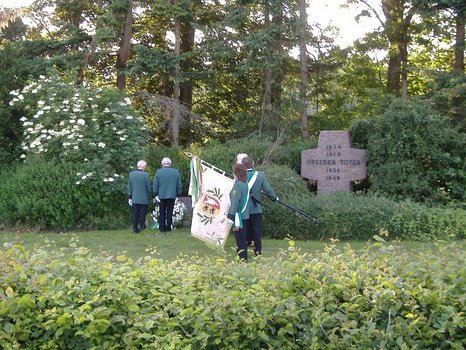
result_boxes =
[189,156,233,247]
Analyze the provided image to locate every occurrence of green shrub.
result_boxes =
[0,158,129,230]
[0,241,464,349]
[9,72,149,201]
[260,163,318,239]
[352,98,466,204]
[280,137,318,173]
[260,164,465,241]
[261,164,397,240]
[388,201,466,241]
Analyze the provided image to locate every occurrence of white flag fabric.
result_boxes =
[189,157,233,247]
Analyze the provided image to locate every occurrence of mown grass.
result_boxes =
[1,227,460,261]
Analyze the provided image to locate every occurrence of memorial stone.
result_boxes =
[301,130,366,194]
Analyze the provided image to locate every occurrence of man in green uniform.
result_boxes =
[153,157,183,233]
[127,160,151,233]
[227,163,250,262]
[241,156,278,255]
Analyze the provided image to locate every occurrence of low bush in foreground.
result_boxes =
[0,240,464,349]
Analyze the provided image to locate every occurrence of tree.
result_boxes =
[116,0,133,90]
[347,0,418,97]
[414,0,465,71]
[298,0,309,139]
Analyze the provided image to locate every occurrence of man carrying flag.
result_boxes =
[241,156,278,256]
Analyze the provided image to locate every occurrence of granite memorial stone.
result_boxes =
[301,130,366,194]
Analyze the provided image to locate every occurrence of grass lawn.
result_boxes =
[1,227,458,261]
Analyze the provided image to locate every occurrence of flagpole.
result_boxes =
[184,153,318,222]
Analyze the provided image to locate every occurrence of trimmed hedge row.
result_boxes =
[261,164,466,241]
[0,241,464,349]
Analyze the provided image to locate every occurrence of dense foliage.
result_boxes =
[0,240,464,349]
[0,72,149,230]
[0,158,129,230]
[351,98,466,203]
[261,163,466,241]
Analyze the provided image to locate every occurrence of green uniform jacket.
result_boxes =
[247,169,276,215]
[127,169,151,204]
[153,167,182,199]
[228,180,250,220]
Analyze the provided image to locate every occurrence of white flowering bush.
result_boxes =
[9,73,148,192]
[2,72,150,229]
[150,198,187,229]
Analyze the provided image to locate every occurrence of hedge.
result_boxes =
[0,240,464,349]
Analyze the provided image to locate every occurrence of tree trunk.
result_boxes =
[454,9,465,71]
[270,4,283,132]
[382,0,403,95]
[261,2,272,134]
[381,0,415,97]
[171,1,181,145]
[298,0,309,139]
[180,21,194,110]
[401,11,414,99]
[116,0,133,90]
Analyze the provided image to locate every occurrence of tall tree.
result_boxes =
[414,0,465,71]
[348,0,417,97]
[116,0,133,90]
[172,0,181,145]
[298,0,309,139]
[269,0,284,131]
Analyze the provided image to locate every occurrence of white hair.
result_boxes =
[137,160,147,169]
[161,157,172,166]
[236,153,248,164]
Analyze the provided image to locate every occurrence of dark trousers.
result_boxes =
[132,204,148,233]
[234,226,248,262]
[159,198,175,232]
[245,213,262,255]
